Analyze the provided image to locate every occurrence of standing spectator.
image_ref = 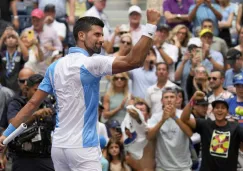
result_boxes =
[128,48,157,99]
[145,62,178,114]
[44,4,67,42]
[224,49,243,93]
[176,88,186,109]
[35,0,75,25]
[147,87,192,171]
[188,0,222,36]
[24,9,62,75]
[154,24,179,81]
[201,18,228,58]
[236,3,243,33]
[218,0,234,47]
[163,0,194,29]
[103,73,131,124]
[168,24,191,63]
[0,27,29,92]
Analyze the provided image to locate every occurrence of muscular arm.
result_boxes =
[180,100,196,129]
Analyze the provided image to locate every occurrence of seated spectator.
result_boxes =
[188,0,222,36]
[0,27,28,93]
[24,9,62,75]
[128,48,157,99]
[201,18,228,58]
[163,0,194,29]
[186,65,211,100]
[20,30,44,73]
[145,62,178,114]
[44,4,67,42]
[107,138,131,171]
[153,24,179,81]
[218,0,234,47]
[103,73,132,124]
[168,24,191,63]
[224,49,243,93]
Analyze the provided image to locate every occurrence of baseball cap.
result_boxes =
[195,98,209,105]
[99,135,107,149]
[44,4,55,12]
[226,48,242,60]
[107,119,120,128]
[187,38,202,48]
[199,28,213,38]
[31,9,45,19]
[119,24,130,32]
[157,24,170,32]
[128,5,142,15]
[211,99,229,109]
[233,73,243,85]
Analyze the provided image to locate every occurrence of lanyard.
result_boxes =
[6,51,18,77]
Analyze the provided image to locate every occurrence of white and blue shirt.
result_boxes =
[38,47,114,148]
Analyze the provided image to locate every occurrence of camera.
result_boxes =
[115,126,122,134]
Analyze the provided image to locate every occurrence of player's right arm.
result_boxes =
[112,9,160,74]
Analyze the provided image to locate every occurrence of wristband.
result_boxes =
[13,16,19,19]
[3,123,16,137]
[142,23,157,39]
[173,115,179,121]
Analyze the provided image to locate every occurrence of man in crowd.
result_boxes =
[145,62,178,114]
[0,10,161,171]
[147,87,192,171]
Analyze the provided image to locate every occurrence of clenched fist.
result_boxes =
[147,9,161,25]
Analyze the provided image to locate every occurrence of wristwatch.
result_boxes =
[176,14,182,19]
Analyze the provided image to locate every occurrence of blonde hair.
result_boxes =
[120,33,132,43]
[169,24,191,47]
[106,72,129,97]
[193,65,211,93]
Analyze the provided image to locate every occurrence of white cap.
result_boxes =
[128,5,142,15]
[187,37,202,47]
[119,24,130,32]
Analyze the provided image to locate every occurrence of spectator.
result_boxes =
[168,24,191,63]
[0,27,29,93]
[188,0,222,36]
[176,88,186,109]
[113,33,133,57]
[100,135,109,171]
[181,91,243,171]
[20,30,44,73]
[236,3,243,33]
[208,70,233,120]
[24,8,62,75]
[224,48,243,93]
[98,101,109,144]
[103,73,131,124]
[145,62,178,114]
[163,0,194,29]
[107,138,131,171]
[147,87,192,171]
[44,4,67,42]
[86,0,94,10]
[235,27,243,54]
[218,0,234,47]
[186,65,211,100]
[106,119,123,143]
[128,48,157,99]
[200,18,228,59]
[154,24,179,81]
[35,0,75,25]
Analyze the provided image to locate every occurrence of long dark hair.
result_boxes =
[107,138,126,171]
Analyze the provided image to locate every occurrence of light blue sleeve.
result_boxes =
[38,64,55,94]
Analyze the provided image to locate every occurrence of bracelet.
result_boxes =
[2,123,16,137]
[190,99,195,107]
[13,15,19,19]
[142,23,157,39]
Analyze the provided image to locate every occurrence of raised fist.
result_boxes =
[192,91,205,100]
[147,9,161,25]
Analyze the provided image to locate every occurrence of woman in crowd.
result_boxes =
[113,33,133,57]
[186,65,211,100]
[107,138,131,171]
[218,0,234,47]
[169,24,191,63]
[176,88,186,110]
[103,72,132,124]
[20,30,43,73]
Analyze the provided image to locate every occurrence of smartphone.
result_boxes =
[195,48,203,61]
[27,30,35,41]
[115,126,122,134]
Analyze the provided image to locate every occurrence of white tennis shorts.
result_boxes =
[51,147,102,171]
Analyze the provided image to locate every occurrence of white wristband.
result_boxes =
[142,23,157,39]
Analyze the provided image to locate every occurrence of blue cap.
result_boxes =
[107,119,120,128]
[233,73,243,85]
[212,98,229,109]
[99,135,106,149]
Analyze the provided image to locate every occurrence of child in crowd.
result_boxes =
[107,138,131,171]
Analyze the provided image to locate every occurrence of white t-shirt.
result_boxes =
[46,20,67,39]
[98,122,109,144]
[148,109,192,170]
[145,80,178,115]
[154,43,179,81]
[38,47,114,148]
[24,48,40,73]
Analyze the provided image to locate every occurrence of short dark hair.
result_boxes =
[201,18,214,27]
[156,62,169,72]
[211,70,225,78]
[73,16,104,41]
[44,4,55,12]
[27,74,43,87]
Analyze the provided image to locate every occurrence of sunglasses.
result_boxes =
[113,77,127,81]
[121,40,131,45]
[208,77,219,81]
[119,32,128,35]
[18,79,27,84]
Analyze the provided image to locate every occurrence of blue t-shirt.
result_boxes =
[101,156,109,171]
[227,96,243,126]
